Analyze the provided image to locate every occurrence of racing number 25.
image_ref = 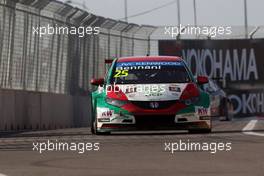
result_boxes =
[114,70,128,78]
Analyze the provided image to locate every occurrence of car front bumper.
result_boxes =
[96,106,211,132]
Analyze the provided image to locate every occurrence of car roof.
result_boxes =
[116,56,182,62]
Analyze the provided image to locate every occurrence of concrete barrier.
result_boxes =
[0,90,15,130]
[73,96,91,127]
[0,89,90,131]
[41,93,73,129]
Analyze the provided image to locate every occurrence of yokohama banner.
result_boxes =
[159,39,264,117]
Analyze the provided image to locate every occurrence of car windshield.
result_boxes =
[110,61,191,84]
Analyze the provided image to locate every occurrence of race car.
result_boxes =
[201,78,234,121]
[90,56,211,134]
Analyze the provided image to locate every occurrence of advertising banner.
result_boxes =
[159,39,264,116]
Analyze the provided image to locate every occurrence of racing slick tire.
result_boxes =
[91,117,111,135]
[223,100,234,121]
[226,101,234,121]
[90,98,96,134]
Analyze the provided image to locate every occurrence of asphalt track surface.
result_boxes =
[0,117,263,176]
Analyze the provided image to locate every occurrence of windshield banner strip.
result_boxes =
[116,62,182,67]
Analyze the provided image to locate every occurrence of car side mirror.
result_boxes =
[197,76,209,85]
[90,78,104,86]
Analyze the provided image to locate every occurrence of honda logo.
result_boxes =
[149,102,159,109]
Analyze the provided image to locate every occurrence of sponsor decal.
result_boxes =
[101,110,114,117]
[97,108,115,122]
[114,70,129,78]
[116,61,182,67]
[145,92,163,97]
[98,118,110,122]
[144,85,165,97]
[159,40,262,82]
[196,107,209,116]
[169,85,181,92]
[229,92,264,115]
[117,65,161,71]
[116,61,182,71]
[181,48,258,81]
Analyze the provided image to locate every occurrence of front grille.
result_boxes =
[131,100,177,109]
[135,115,175,127]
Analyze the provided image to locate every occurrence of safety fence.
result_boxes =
[1,0,264,96]
[0,0,156,95]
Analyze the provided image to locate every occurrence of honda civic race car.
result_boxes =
[201,78,234,121]
[90,56,211,134]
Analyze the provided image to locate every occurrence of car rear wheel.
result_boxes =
[224,101,234,121]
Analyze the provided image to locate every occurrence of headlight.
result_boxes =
[105,97,128,107]
[181,97,199,105]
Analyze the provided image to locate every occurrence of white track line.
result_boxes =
[0,174,8,176]
[243,120,264,137]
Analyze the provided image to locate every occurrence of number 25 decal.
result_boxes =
[114,70,129,78]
